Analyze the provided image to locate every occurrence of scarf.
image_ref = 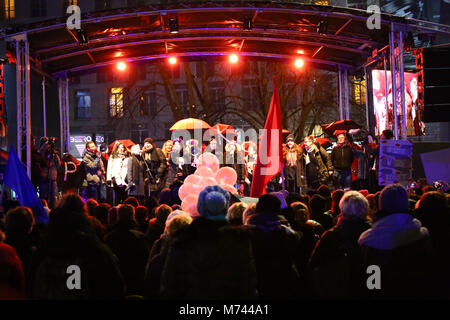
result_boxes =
[286,147,297,167]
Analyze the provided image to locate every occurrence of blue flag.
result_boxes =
[3,145,49,225]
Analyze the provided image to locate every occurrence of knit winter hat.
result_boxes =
[144,137,154,145]
[286,134,295,142]
[379,184,409,214]
[197,185,230,220]
[255,194,281,214]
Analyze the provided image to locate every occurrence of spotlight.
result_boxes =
[229,54,239,64]
[168,57,177,65]
[169,18,179,34]
[297,49,305,55]
[116,62,127,71]
[317,20,328,35]
[75,29,89,44]
[243,16,253,31]
[294,58,304,68]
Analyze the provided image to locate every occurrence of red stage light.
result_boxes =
[168,57,177,65]
[297,50,305,55]
[117,62,127,71]
[294,58,304,68]
[229,54,239,64]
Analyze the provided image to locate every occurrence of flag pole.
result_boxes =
[280,162,286,192]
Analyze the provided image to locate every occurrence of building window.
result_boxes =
[2,0,15,19]
[242,79,258,106]
[142,90,157,116]
[209,82,225,111]
[109,87,124,118]
[75,90,92,120]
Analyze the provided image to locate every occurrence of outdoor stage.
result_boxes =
[1,1,450,181]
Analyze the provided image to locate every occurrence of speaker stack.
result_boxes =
[415,46,450,122]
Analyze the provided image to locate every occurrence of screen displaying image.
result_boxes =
[371,70,425,137]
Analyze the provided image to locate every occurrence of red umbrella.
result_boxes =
[108,139,136,153]
[299,137,332,149]
[323,119,361,135]
[204,123,237,139]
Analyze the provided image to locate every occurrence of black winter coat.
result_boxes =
[29,230,125,299]
[105,220,150,296]
[308,216,371,299]
[244,212,303,299]
[160,218,258,299]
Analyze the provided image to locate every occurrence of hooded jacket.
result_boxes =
[244,212,303,299]
[358,212,437,299]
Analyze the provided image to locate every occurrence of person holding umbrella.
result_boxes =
[330,132,354,190]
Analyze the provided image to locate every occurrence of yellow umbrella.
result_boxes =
[170,118,211,131]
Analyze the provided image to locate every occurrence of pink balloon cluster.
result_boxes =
[178,153,239,216]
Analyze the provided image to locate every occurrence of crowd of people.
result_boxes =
[0,178,449,299]
[1,129,448,300]
[25,128,393,208]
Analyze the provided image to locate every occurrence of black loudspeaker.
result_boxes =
[415,46,450,122]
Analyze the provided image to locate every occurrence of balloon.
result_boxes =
[200,176,218,188]
[215,166,238,186]
[195,166,215,178]
[178,183,190,201]
[179,182,203,199]
[220,183,238,195]
[184,174,202,186]
[181,195,199,217]
[196,152,220,173]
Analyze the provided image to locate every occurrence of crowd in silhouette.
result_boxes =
[0,178,449,300]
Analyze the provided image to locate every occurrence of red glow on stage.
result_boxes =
[116,62,127,71]
[229,54,239,64]
[297,50,305,55]
[168,57,177,65]
[294,58,304,68]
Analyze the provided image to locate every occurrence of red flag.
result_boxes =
[250,79,283,198]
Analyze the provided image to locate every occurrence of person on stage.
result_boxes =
[127,144,145,202]
[165,138,189,188]
[184,139,201,176]
[107,142,130,204]
[244,141,257,196]
[330,133,354,190]
[141,137,167,196]
[302,135,333,192]
[204,137,224,165]
[283,134,306,194]
[82,140,106,201]
[38,137,61,208]
[224,140,245,191]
